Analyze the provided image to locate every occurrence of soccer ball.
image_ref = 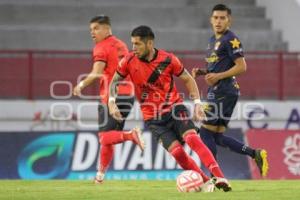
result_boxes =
[176,170,203,192]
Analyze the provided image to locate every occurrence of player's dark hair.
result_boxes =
[131,25,155,41]
[212,4,231,15]
[90,15,111,25]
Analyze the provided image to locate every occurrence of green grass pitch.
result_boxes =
[1,180,300,200]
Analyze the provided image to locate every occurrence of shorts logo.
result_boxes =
[178,111,188,125]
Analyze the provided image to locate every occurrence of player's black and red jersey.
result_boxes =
[93,35,132,104]
[117,49,184,120]
[205,30,244,96]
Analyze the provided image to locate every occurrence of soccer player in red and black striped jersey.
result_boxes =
[73,15,145,184]
[108,25,232,192]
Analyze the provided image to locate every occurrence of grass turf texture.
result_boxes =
[0,180,300,200]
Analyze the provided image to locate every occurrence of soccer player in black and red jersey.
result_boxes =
[192,4,269,177]
[73,15,145,184]
[108,25,232,192]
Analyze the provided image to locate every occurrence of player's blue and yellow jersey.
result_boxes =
[205,29,244,96]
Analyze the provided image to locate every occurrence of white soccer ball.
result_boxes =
[176,170,203,193]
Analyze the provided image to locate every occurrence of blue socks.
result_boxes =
[214,134,255,158]
[199,127,255,159]
[199,127,217,158]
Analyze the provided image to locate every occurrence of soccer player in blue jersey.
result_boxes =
[192,4,269,177]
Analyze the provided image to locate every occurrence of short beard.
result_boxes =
[139,49,150,60]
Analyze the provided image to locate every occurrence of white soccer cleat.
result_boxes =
[200,178,216,193]
[131,127,145,151]
[94,171,105,184]
[215,177,232,192]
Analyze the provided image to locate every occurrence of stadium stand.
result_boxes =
[0,0,287,51]
[1,0,299,100]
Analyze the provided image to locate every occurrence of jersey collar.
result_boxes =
[139,48,158,63]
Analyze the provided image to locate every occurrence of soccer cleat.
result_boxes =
[254,149,269,177]
[215,177,232,192]
[131,127,145,151]
[200,178,216,192]
[94,171,105,184]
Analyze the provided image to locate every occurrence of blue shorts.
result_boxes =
[203,93,238,127]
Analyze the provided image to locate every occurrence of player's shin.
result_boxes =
[199,127,217,158]
[169,143,209,182]
[183,131,224,178]
[99,145,114,173]
[99,129,144,150]
[99,130,126,145]
[95,144,114,184]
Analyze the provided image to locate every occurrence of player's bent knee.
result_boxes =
[167,141,182,152]
[182,129,197,138]
[217,126,226,133]
[99,133,105,144]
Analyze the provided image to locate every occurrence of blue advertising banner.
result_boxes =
[0,129,250,180]
[0,132,76,179]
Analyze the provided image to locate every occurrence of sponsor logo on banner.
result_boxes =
[17,134,74,179]
[247,129,300,179]
[0,132,198,180]
[282,134,300,175]
[0,129,249,180]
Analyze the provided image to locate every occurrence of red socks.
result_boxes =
[99,144,114,172]
[170,143,209,182]
[183,131,225,178]
[99,130,132,145]
[98,130,132,173]
[98,130,224,180]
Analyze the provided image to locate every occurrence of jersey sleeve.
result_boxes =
[226,35,244,61]
[171,54,184,77]
[93,45,108,63]
[116,41,129,60]
[117,56,129,78]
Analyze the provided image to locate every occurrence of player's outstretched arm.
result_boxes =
[179,69,206,121]
[73,61,105,96]
[108,72,125,121]
[191,68,208,78]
